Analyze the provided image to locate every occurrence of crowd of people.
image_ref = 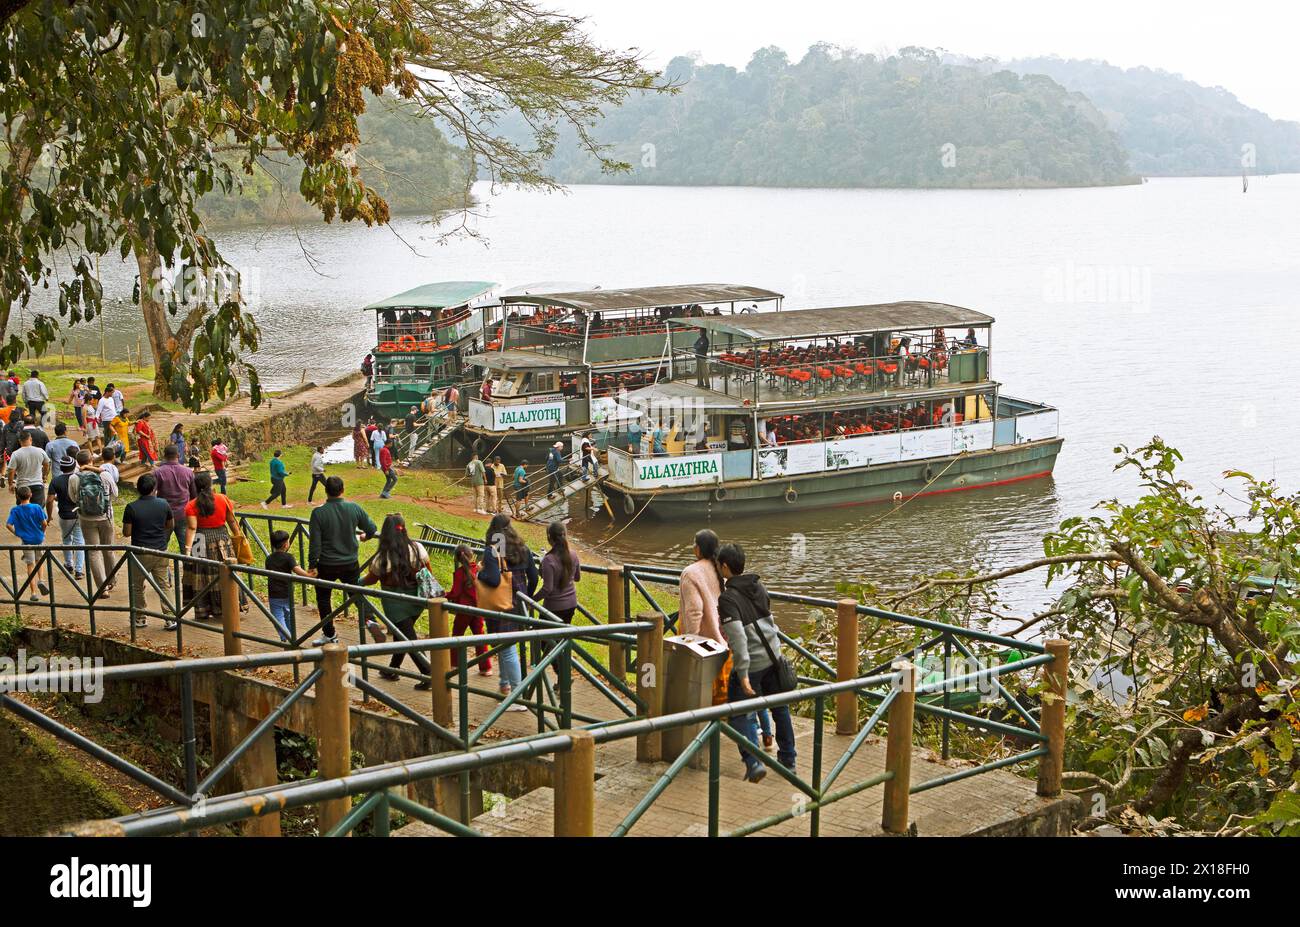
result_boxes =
[3,363,794,783]
[436,519,793,779]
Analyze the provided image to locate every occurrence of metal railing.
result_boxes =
[0,514,1070,837]
[615,563,1052,786]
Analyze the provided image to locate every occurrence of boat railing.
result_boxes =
[376,311,478,348]
[670,344,989,400]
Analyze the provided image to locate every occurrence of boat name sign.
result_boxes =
[486,400,567,431]
[633,452,723,488]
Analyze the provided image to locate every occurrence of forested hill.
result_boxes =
[999,57,1300,176]
[518,45,1138,189]
[200,96,475,227]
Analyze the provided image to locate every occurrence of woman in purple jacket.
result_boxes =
[538,521,581,663]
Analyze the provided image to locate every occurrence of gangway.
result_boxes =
[399,409,461,466]
[515,461,608,520]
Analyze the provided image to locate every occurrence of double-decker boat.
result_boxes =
[597,301,1062,518]
[363,280,499,419]
[457,283,783,460]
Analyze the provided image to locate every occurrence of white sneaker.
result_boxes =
[312,634,339,646]
[505,703,529,713]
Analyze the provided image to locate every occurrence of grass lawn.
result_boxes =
[218,442,655,668]
[223,442,629,631]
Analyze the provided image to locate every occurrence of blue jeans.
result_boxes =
[268,597,292,643]
[380,468,398,497]
[729,666,797,771]
[372,445,384,469]
[57,517,84,573]
[171,519,188,554]
[215,469,227,493]
[757,709,773,738]
[497,640,522,690]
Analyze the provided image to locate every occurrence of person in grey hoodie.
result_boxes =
[718,543,796,780]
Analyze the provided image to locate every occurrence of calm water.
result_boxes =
[71,176,1300,614]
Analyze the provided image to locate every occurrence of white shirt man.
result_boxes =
[96,393,118,426]
[19,377,48,406]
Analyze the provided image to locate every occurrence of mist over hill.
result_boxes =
[512,45,1137,189]
[998,56,1300,176]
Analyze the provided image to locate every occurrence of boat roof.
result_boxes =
[364,281,498,312]
[678,302,993,341]
[500,284,782,314]
[624,381,750,411]
[463,350,581,371]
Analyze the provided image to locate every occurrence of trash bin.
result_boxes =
[661,634,729,768]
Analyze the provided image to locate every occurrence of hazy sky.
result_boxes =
[557,0,1300,122]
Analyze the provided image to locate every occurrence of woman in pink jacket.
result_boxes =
[678,529,725,645]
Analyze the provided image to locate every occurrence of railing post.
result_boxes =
[315,643,352,834]
[836,598,859,735]
[1037,639,1070,797]
[882,661,916,835]
[553,729,595,837]
[427,597,453,726]
[635,611,663,762]
[607,567,625,679]
[218,562,242,656]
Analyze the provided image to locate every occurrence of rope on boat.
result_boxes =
[857,450,969,530]
[590,489,663,550]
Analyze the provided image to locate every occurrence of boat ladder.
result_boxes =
[516,463,609,520]
[400,410,460,466]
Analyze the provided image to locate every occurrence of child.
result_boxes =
[447,544,491,676]
[210,439,229,493]
[7,485,50,602]
[265,530,312,643]
[83,393,101,451]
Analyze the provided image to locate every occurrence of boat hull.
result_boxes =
[454,425,585,463]
[603,437,1063,519]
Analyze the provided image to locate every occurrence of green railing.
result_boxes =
[1,513,1070,837]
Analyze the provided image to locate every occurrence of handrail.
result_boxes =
[2,515,1065,838]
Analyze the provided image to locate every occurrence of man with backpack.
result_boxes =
[466,450,487,513]
[68,449,119,595]
[717,542,797,781]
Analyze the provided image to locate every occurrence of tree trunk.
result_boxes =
[0,121,42,343]
[132,230,206,400]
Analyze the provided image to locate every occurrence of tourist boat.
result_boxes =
[363,280,499,419]
[457,283,783,460]
[597,302,1062,518]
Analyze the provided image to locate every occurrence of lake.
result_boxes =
[75,175,1300,615]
